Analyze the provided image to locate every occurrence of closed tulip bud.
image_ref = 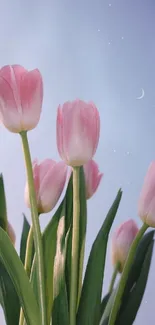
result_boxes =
[83,159,103,199]
[0,65,43,133]
[138,162,155,227]
[111,219,138,272]
[25,159,68,213]
[56,99,100,166]
[7,221,16,245]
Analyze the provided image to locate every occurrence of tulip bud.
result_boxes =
[111,219,138,272]
[7,221,16,245]
[56,99,100,166]
[25,159,68,213]
[0,65,43,133]
[138,162,155,227]
[83,159,103,199]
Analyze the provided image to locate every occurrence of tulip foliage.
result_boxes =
[0,65,154,325]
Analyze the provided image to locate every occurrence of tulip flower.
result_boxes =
[111,219,139,272]
[83,159,103,199]
[0,65,43,133]
[7,221,16,245]
[56,99,100,166]
[25,159,68,213]
[138,162,155,227]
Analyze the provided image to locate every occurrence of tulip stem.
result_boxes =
[108,223,148,325]
[19,226,34,325]
[20,131,47,325]
[108,261,120,295]
[70,167,80,325]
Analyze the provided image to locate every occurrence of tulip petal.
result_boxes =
[0,65,43,132]
[57,99,100,166]
[138,162,155,227]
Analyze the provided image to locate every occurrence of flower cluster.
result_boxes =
[0,64,154,325]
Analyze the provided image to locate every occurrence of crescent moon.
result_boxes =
[136,88,145,100]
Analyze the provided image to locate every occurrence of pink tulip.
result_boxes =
[111,219,138,272]
[25,159,68,213]
[0,65,43,133]
[7,221,16,245]
[138,162,155,227]
[56,99,100,166]
[83,160,103,199]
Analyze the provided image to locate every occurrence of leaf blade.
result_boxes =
[77,189,122,325]
[0,228,41,325]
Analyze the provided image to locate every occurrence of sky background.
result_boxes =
[0,0,154,323]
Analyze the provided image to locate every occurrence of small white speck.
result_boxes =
[108,42,111,45]
[113,149,116,153]
[121,36,124,40]
[126,151,130,155]
[145,300,147,304]
[98,29,101,32]
[109,3,112,6]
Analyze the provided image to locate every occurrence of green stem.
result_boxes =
[20,131,47,325]
[70,167,80,325]
[19,226,34,325]
[108,223,148,325]
[108,261,120,295]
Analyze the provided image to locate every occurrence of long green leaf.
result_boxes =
[116,235,154,324]
[120,230,154,300]
[100,230,154,325]
[31,203,62,323]
[0,228,41,325]
[0,174,20,325]
[0,174,7,231]
[77,189,122,325]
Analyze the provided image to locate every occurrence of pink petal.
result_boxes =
[57,99,100,166]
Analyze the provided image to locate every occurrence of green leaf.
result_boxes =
[77,189,122,325]
[20,215,33,265]
[0,228,41,325]
[121,230,154,300]
[31,202,64,324]
[100,293,111,318]
[99,288,118,325]
[0,262,20,325]
[0,174,7,231]
[116,232,154,325]
[65,167,87,305]
[52,212,69,325]
[0,175,20,325]
[100,231,155,325]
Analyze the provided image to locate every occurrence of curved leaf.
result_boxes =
[100,231,154,325]
[116,238,154,324]
[0,228,41,325]
[121,230,154,300]
[77,189,122,325]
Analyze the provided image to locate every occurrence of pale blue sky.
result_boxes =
[0,0,155,323]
